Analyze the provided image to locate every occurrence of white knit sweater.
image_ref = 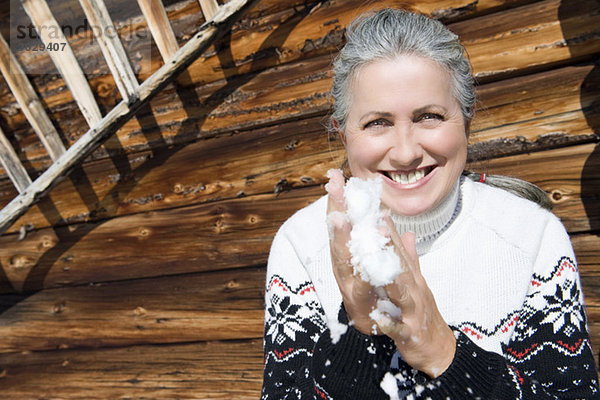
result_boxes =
[262,177,599,399]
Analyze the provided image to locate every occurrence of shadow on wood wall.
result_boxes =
[558,0,599,237]
[1,3,315,297]
[559,0,600,367]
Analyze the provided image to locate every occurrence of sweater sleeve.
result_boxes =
[417,215,600,399]
[311,305,398,399]
[261,227,327,400]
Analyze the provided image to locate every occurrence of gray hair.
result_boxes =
[331,8,475,130]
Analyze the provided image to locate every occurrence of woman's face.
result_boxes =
[341,55,468,216]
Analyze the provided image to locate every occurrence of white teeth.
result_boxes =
[390,169,427,184]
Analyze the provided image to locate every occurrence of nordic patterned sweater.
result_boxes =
[261,176,599,399]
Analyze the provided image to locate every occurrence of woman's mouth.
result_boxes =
[382,166,434,185]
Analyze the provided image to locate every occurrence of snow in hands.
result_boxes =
[343,175,403,287]
[326,169,404,321]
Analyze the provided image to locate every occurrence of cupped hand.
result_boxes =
[326,169,380,335]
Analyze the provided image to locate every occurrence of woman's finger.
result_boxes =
[325,169,346,214]
[383,215,419,273]
[373,311,409,342]
[328,211,354,282]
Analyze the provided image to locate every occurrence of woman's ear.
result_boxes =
[332,119,347,146]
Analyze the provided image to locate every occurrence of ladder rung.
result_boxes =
[137,0,179,62]
[0,126,32,193]
[78,0,140,103]
[0,33,66,161]
[199,0,219,20]
[21,0,103,127]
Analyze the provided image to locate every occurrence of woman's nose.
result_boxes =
[387,124,423,168]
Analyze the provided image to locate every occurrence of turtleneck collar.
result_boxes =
[390,178,462,254]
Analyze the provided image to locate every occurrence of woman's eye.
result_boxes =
[416,113,444,122]
[364,118,389,129]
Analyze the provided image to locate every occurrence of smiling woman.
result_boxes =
[261,8,599,400]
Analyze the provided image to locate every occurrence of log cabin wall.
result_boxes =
[0,0,598,398]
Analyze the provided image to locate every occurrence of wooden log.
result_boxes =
[137,0,180,61]
[0,33,66,161]
[0,256,598,352]
[450,0,600,81]
[21,0,103,127]
[588,320,600,368]
[0,186,319,292]
[0,267,265,353]
[1,59,598,235]
[0,126,31,193]
[468,143,600,233]
[470,63,599,157]
[183,0,600,84]
[78,0,139,103]
[199,0,219,21]
[0,339,264,399]
[572,233,600,275]
[0,0,260,236]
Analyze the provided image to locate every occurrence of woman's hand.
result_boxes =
[377,219,456,378]
[325,169,455,378]
[326,169,380,334]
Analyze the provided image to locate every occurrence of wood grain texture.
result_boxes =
[78,0,140,103]
[0,187,319,292]
[137,0,180,61]
[0,338,264,399]
[0,259,598,353]
[0,267,265,353]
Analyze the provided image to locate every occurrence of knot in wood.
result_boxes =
[226,279,240,290]
[40,235,56,249]
[9,255,35,270]
[551,190,563,202]
[134,306,147,316]
[53,301,66,314]
[173,183,184,194]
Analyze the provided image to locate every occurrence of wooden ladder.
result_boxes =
[0,0,257,235]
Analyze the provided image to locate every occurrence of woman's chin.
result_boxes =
[385,201,433,217]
